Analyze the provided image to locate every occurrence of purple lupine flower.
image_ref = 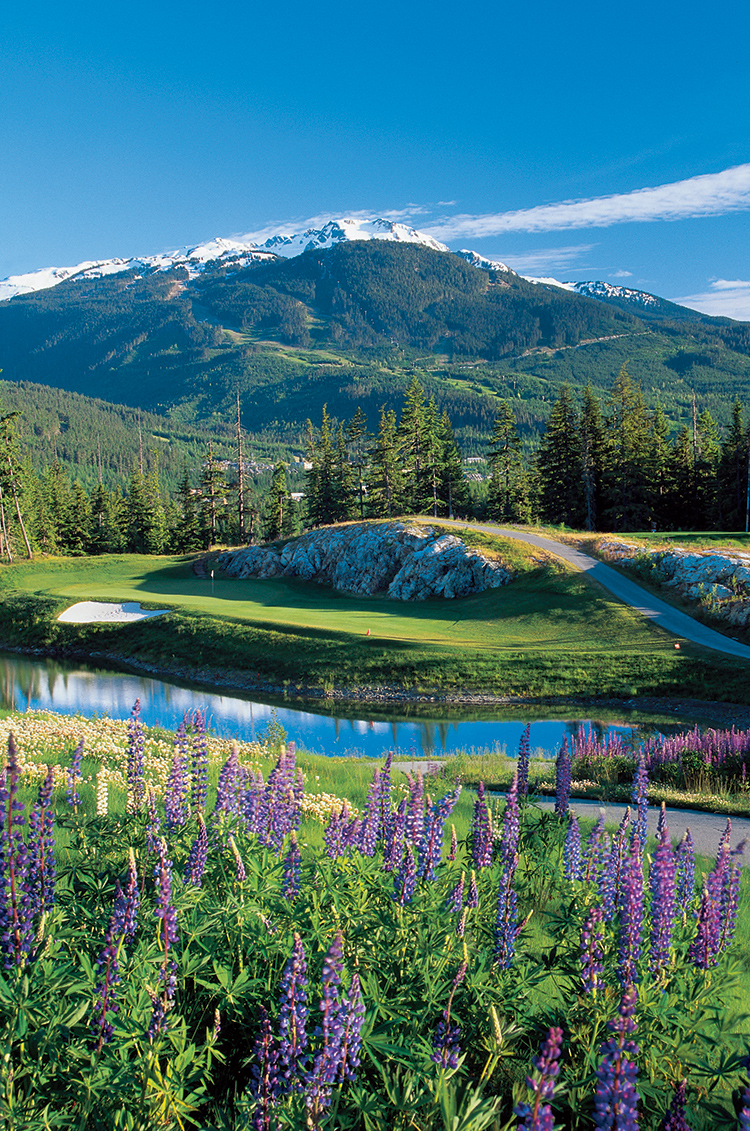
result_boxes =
[323,804,345,859]
[581,906,605,996]
[393,844,417,906]
[555,739,572,818]
[656,801,668,844]
[418,785,462,882]
[278,932,309,1092]
[740,1065,750,1131]
[247,1006,280,1131]
[500,773,520,865]
[229,835,246,882]
[659,1079,691,1131]
[688,821,732,970]
[66,739,84,810]
[717,844,744,956]
[283,832,302,901]
[456,907,468,938]
[91,849,139,1050]
[378,752,394,850]
[674,830,695,917]
[448,824,458,861]
[593,985,639,1131]
[212,746,242,834]
[383,799,406,873]
[126,699,145,814]
[26,766,56,921]
[472,782,493,869]
[515,1025,564,1130]
[495,854,519,970]
[189,708,209,812]
[599,809,630,921]
[184,812,208,887]
[305,933,346,1123]
[564,814,582,881]
[405,773,425,849]
[445,872,465,913]
[339,971,365,1083]
[165,723,190,830]
[465,870,479,909]
[145,787,161,856]
[618,835,644,988]
[431,962,467,1070]
[631,755,649,854]
[0,735,33,968]
[358,769,381,857]
[650,813,676,976]
[517,723,531,799]
[148,838,178,1039]
[688,883,718,971]
[583,811,610,885]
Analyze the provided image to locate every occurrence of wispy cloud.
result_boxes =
[492,244,595,274]
[673,279,750,321]
[610,269,633,278]
[422,163,750,238]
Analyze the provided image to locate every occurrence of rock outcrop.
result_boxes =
[598,540,750,628]
[218,522,514,600]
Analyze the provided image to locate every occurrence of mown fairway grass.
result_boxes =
[0,523,749,702]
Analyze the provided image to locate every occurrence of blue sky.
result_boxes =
[3,0,750,315]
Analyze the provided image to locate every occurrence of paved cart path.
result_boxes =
[441,521,750,661]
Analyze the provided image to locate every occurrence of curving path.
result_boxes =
[441,520,750,661]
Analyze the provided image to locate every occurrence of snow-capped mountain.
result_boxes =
[455,249,512,273]
[258,217,449,257]
[566,280,659,310]
[0,218,449,302]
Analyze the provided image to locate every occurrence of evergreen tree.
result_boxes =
[398,377,430,514]
[649,404,672,529]
[200,443,227,548]
[346,406,370,520]
[305,406,338,527]
[438,411,468,519]
[333,424,356,522]
[264,463,289,541]
[369,407,404,518]
[174,467,202,552]
[602,366,653,531]
[487,401,522,522]
[580,385,605,532]
[695,409,721,528]
[126,469,150,553]
[717,400,747,529]
[536,384,583,527]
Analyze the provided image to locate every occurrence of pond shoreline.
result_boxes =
[5,639,750,729]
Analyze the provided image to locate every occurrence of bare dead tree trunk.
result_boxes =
[6,457,32,558]
[0,486,9,562]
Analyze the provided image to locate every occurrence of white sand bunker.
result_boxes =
[57,601,170,624]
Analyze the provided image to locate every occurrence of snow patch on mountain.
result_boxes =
[455,249,513,273]
[0,218,450,302]
[257,217,449,257]
[568,281,659,308]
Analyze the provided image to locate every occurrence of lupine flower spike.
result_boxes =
[431,962,467,1071]
[659,1079,691,1131]
[593,985,640,1131]
[148,838,178,1040]
[66,739,84,811]
[515,1025,564,1130]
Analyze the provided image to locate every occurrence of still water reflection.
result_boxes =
[1,652,653,759]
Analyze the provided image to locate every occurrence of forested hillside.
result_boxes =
[2,239,750,463]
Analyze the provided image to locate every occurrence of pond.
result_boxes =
[0,650,695,760]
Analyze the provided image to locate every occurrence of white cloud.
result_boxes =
[610,269,633,278]
[673,279,750,321]
[421,163,750,239]
[494,244,595,273]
